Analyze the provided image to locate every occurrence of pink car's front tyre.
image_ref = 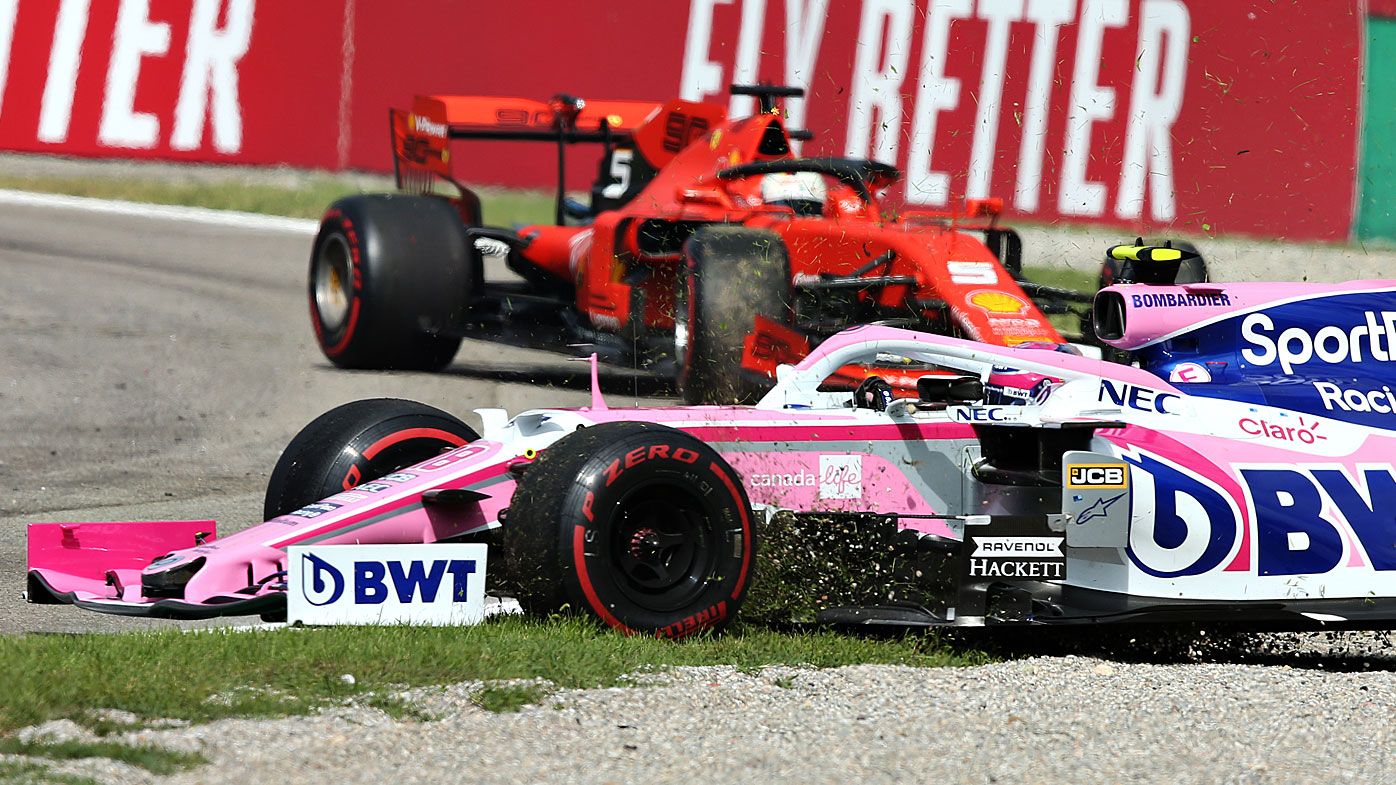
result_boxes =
[263,398,479,520]
[502,421,756,638]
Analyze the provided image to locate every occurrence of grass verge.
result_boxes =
[0,171,554,225]
[0,618,982,735]
[0,760,100,785]
[471,683,551,714]
[0,738,204,776]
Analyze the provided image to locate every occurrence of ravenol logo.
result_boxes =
[300,552,476,606]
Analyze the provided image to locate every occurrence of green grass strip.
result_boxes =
[0,173,555,225]
[0,738,204,776]
[0,760,101,785]
[471,683,551,714]
[0,618,978,734]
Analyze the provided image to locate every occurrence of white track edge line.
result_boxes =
[0,189,318,234]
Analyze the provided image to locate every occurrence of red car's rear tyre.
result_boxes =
[263,398,478,520]
[677,226,793,405]
[310,194,472,371]
[502,422,756,638]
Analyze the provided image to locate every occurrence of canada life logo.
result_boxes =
[300,552,477,606]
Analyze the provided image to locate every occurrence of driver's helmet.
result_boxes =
[760,171,827,216]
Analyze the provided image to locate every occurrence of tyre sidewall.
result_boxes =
[517,425,755,637]
[263,399,478,520]
[568,434,752,637]
[309,208,364,360]
[309,195,471,369]
[679,227,792,404]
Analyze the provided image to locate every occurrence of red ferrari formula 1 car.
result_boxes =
[309,85,1110,403]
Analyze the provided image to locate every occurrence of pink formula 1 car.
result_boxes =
[26,247,1396,635]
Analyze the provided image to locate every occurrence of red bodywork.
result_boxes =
[389,90,1062,380]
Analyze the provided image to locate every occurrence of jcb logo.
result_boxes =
[1067,465,1128,488]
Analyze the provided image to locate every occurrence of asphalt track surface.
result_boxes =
[0,196,666,634]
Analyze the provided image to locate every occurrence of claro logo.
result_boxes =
[1241,312,1396,374]
[300,552,476,606]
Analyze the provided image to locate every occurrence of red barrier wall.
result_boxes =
[0,0,1364,241]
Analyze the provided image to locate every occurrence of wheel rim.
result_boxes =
[609,482,716,612]
[314,234,354,332]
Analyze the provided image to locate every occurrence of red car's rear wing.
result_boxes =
[391,94,661,181]
[391,93,725,224]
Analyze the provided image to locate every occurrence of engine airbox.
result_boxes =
[1092,284,1252,350]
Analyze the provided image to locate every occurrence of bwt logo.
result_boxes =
[300,552,476,607]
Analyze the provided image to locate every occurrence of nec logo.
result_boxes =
[950,406,1012,423]
[1099,380,1181,414]
[1067,465,1127,488]
[302,552,476,606]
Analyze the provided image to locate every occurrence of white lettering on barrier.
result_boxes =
[100,0,171,149]
[1059,0,1126,216]
[781,0,830,151]
[670,0,1193,221]
[171,0,255,153]
[845,0,913,165]
[1013,0,1075,212]
[727,0,765,115]
[905,0,970,206]
[1116,0,1188,220]
[965,0,1021,199]
[679,0,731,101]
[0,0,19,120]
[37,0,91,144]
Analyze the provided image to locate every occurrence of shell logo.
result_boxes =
[606,114,623,127]
[709,130,724,149]
[407,114,415,130]
[968,290,1028,314]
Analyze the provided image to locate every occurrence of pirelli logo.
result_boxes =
[1067,464,1128,489]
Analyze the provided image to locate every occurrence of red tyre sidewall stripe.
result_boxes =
[361,427,469,461]
[712,462,753,599]
[318,215,362,357]
[323,299,361,357]
[572,524,634,635]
